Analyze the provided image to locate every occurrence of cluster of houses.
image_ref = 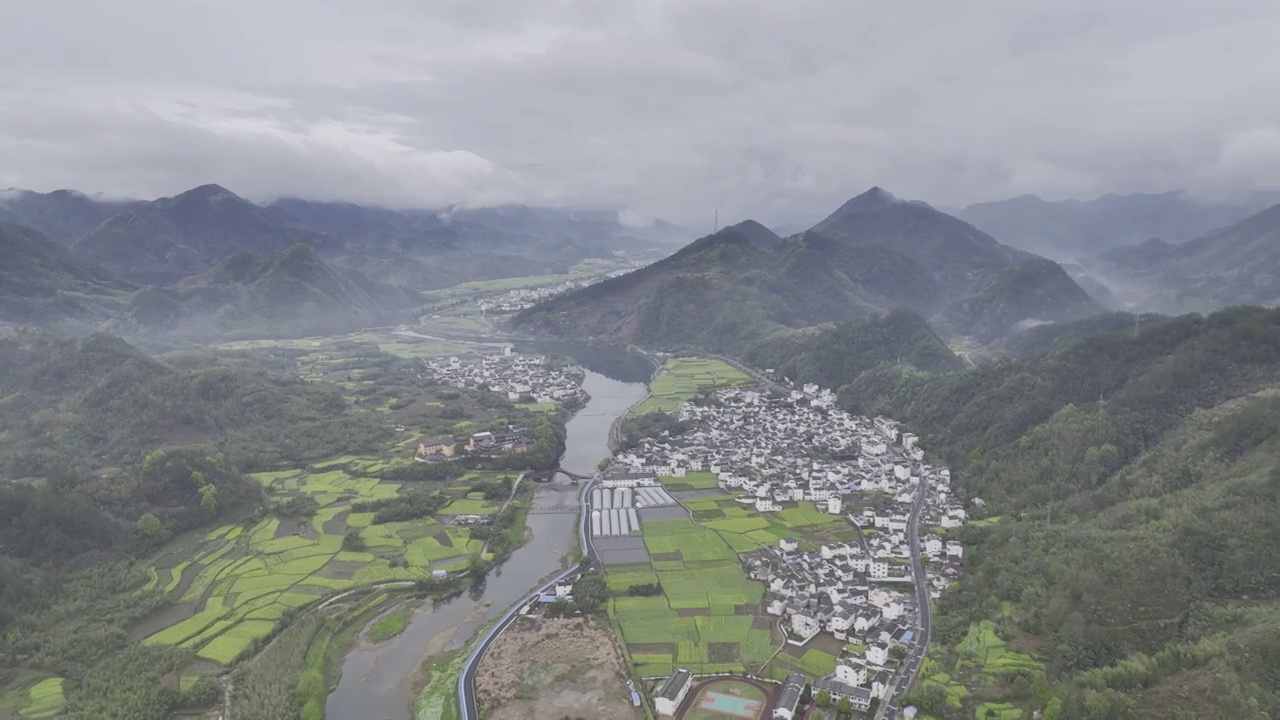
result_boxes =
[420,349,585,406]
[477,279,593,313]
[477,268,636,314]
[415,426,537,461]
[628,382,965,718]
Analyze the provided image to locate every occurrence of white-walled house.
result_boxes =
[867,643,889,666]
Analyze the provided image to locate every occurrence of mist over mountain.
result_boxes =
[811,187,1028,298]
[1,183,683,299]
[1090,201,1280,313]
[73,185,333,285]
[516,187,1098,350]
[0,188,145,246]
[934,258,1103,344]
[0,224,135,325]
[119,244,420,337]
[958,191,1280,262]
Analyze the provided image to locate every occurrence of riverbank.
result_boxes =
[318,367,647,720]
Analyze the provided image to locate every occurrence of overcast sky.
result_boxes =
[1,0,1278,225]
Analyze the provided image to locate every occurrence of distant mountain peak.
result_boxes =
[840,186,900,213]
[728,220,783,250]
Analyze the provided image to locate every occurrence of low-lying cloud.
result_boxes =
[1,0,1278,223]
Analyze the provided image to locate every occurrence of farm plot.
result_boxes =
[610,519,774,678]
[13,677,64,719]
[659,471,720,491]
[771,646,840,678]
[142,457,480,666]
[632,358,753,415]
[776,502,844,528]
[642,520,739,563]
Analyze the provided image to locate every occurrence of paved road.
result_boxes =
[878,477,932,720]
[457,479,598,720]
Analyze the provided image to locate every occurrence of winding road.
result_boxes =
[879,476,932,720]
[456,478,599,720]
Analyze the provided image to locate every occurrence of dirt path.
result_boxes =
[480,472,527,556]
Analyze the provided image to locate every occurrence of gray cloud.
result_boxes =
[1,0,1278,224]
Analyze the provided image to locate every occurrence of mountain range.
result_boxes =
[515,188,1102,351]
[1,182,695,338]
[1089,201,1280,312]
[0,223,135,325]
[118,244,421,337]
[1,218,420,338]
[2,183,684,291]
[958,190,1280,262]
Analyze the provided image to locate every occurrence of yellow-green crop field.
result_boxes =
[6,677,65,719]
[631,358,753,415]
[608,517,775,679]
[141,457,487,666]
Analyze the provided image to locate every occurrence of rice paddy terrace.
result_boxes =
[137,458,511,666]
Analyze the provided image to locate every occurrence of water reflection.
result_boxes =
[324,369,648,720]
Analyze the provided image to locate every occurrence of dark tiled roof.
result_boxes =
[658,668,692,701]
[777,673,807,712]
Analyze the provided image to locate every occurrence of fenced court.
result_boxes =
[682,681,769,720]
[697,691,760,718]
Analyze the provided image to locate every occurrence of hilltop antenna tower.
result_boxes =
[714,209,719,233]
[1134,314,1142,337]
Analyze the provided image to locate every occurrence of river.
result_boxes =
[325,348,650,720]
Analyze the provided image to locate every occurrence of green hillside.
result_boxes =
[516,189,1098,352]
[846,306,1280,718]
[746,310,965,388]
[119,244,421,338]
[0,223,134,325]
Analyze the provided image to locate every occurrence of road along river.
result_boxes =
[325,350,649,720]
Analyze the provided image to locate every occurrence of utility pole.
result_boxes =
[1134,314,1141,338]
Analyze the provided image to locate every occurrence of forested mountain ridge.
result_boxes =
[744,310,965,388]
[0,188,146,245]
[933,258,1102,343]
[729,219,784,250]
[1078,200,1280,317]
[516,188,1098,351]
[73,184,334,285]
[992,312,1172,358]
[0,331,388,478]
[118,244,421,337]
[2,183,662,302]
[810,187,1027,298]
[0,223,135,324]
[267,197,616,291]
[835,305,1280,718]
[2,218,421,337]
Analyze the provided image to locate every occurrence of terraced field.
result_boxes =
[140,459,497,666]
[0,677,66,719]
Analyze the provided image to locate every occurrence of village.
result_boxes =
[419,347,586,406]
[476,279,594,313]
[477,266,634,314]
[600,381,966,719]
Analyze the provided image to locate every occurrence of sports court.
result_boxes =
[695,690,761,718]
